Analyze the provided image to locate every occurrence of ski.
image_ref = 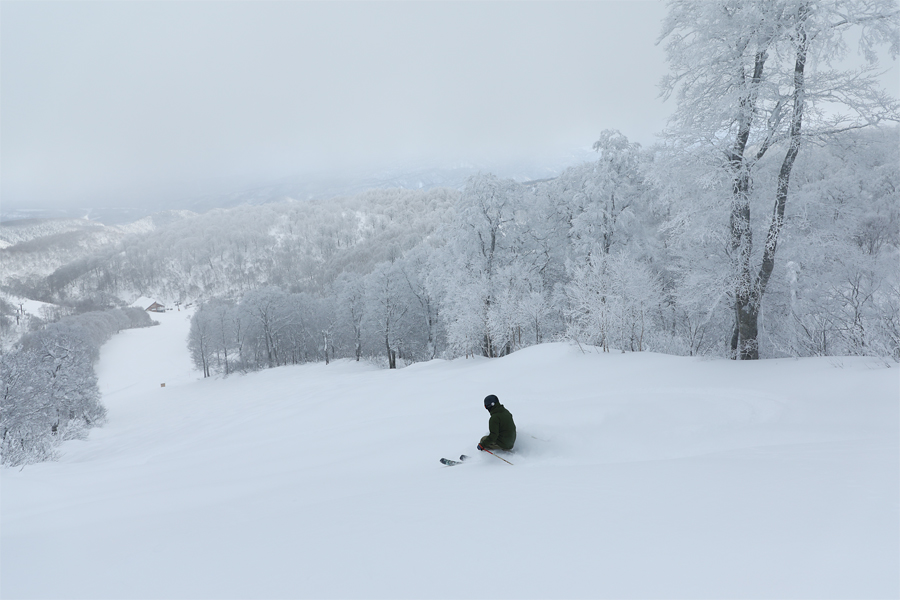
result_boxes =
[439,454,470,467]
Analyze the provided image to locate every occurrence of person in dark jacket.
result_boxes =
[477,394,516,451]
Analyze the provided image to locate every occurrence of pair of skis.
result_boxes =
[440,450,514,466]
[440,454,470,467]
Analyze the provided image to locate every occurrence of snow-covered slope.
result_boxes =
[1,310,897,599]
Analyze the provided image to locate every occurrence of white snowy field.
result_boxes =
[2,310,898,599]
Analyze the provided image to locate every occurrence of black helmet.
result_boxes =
[484,395,499,409]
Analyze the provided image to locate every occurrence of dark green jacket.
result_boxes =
[480,404,516,450]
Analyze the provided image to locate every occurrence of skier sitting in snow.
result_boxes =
[477,394,516,452]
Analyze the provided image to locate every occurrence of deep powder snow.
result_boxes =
[1,309,897,599]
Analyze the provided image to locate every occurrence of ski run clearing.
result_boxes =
[2,309,898,599]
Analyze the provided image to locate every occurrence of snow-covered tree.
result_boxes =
[241,287,296,369]
[335,274,367,362]
[188,304,215,377]
[566,251,664,352]
[398,245,442,361]
[769,128,900,358]
[436,175,520,357]
[1,308,152,466]
[660,0,899,359]
[364,261,410,369]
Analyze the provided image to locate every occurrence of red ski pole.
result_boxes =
[483,448,514,465]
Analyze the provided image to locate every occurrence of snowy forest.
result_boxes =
[0,308,153,465]
[1,0,898,466]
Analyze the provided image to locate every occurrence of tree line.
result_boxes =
[1,308,153,466]
[185,123,898,376]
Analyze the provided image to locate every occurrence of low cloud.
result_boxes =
[1,1,672,209]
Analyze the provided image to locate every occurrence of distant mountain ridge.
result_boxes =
[1,153,590,225]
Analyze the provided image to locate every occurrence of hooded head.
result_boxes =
[484,395,499,410]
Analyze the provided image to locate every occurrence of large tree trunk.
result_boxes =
[729,48,767,360]
[385,329,396,369]
[732,167,757,359]
[739,6,809,360]
[757,7,808,313]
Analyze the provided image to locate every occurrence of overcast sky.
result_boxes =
[2,1,677,210]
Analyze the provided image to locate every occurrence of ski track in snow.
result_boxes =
[2,309,898,599]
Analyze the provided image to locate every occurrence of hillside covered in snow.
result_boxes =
[2,308,897,599]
